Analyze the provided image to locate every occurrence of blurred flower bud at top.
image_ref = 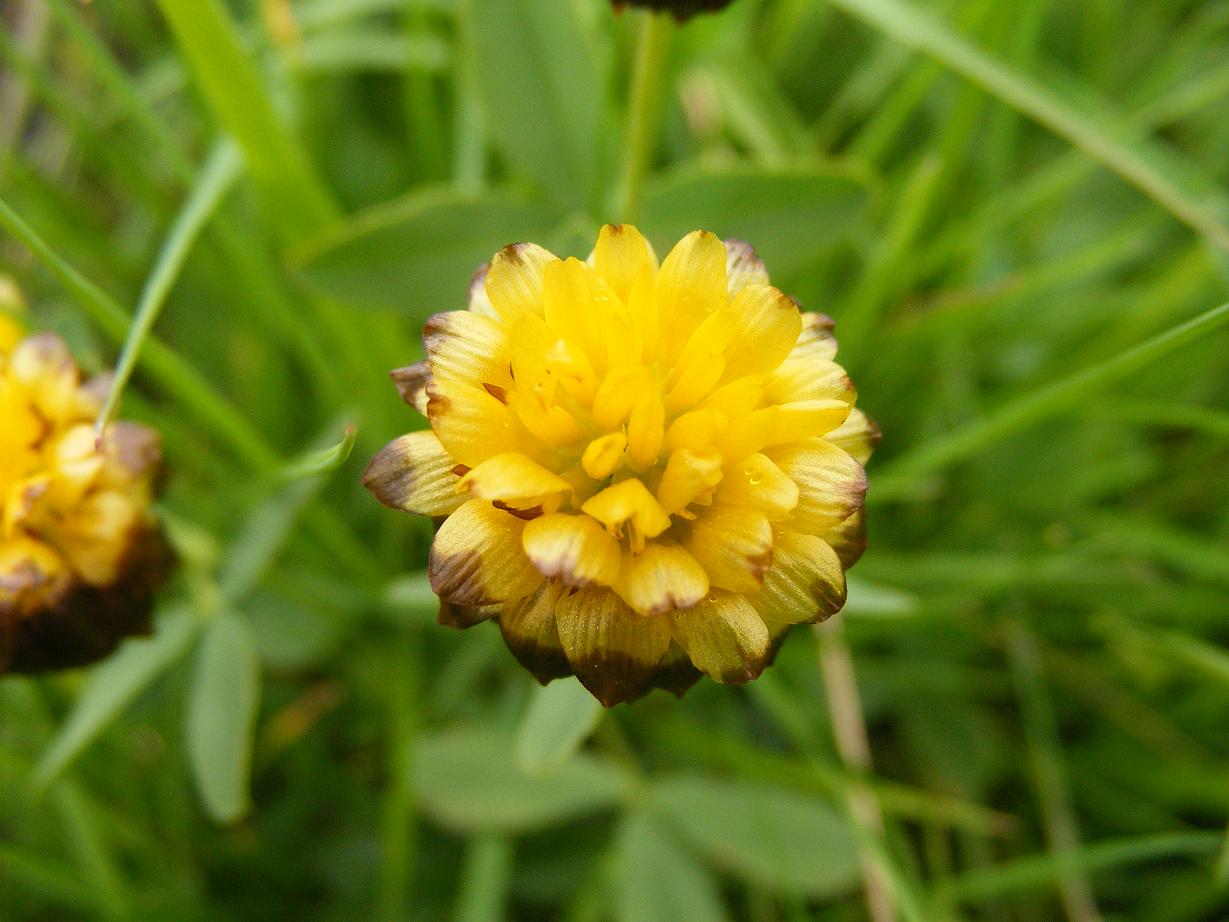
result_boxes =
[612,0,735,21]
[0,332,170,674]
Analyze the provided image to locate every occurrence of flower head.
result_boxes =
[613,0,735,20]
[366,225,877,705]
[0,334,167,674]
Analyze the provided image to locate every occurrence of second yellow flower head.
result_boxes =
[367,225,876,704]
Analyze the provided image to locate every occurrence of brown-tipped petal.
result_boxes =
[748,531,846,626]
[723,238,769,295]
[437,600,499,629]
[98,421,162,488]
[615,543,709,616]
[362,431,465,516]
[428,500,543,607]
[670,591,770,684]
[522,513,621,588]
[467,262,497,317]
[720,285,801,381]
[484,242,558,321]
[9,332,78,420]
[685,504,773,594]
[636,642,703,699]
[769,438,867,533]
[789,312,838,363]
[824,408,881,465]
[593,224,657,302]
[823,510,868,570]
[554,587,671,706]
[390,363,432,414]
[424,310,511,390]
[499,583,571,684]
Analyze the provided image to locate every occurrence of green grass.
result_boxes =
[2,0,1228,919]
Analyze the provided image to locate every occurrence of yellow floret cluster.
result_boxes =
[0,334,165,674]
[366,225,877,704]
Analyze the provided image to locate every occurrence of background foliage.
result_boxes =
[2,0,1228,919]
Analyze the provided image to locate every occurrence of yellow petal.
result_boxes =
[771,399,852,444]
[720,285,801,381]
[665,408,727,454]
[824,408,881,465]
[769,438,867,533]
[427,378,524,467]
[593,365,651,430]
[625,262,659,364]
[522,513,621,587]
[582,479,670,543]
[715,453,798,520]
[724,238,769,295]
[484,242,557,321]
[424,310,511,389]
[593,223,657,302]
[581,431,627,480]
[363,431,466,516]
[53,491,138,585]
[615,542,709,615]
[685,503,773,593]
[764,357,855,406]
[428,499,542,606]
[656,230,728,364]
[499,583,571,683]
[543,257,615,374]
[626,390,664,471]
[700,377,763,419]
[656,448,723,515]
[670,591,770,683]
[554,586,672,706]
[458,452,572,514]
[748,531,846,625]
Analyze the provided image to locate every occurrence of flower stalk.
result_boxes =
[614,11,674,223]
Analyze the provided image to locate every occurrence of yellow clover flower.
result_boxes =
[0,333,167,674]
[366,226,877,705]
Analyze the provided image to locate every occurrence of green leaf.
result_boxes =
[153,0,337,244]
[641,165,871,281]
[823,0,1229,252]
[32,609,200,793]
[615,811,729,922]
[186,612,262,824]
[464,0,601,210]
[293,188,561,314]
[514,678,604,776]
[414,726,626,832]
[649,775,859,898]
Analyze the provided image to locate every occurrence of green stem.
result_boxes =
[613,12,673,224]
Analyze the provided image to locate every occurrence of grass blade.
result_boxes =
[153,0,337,244]
[823,0,1229,251]
[96,140,241,434]
[872,299,1229,499]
